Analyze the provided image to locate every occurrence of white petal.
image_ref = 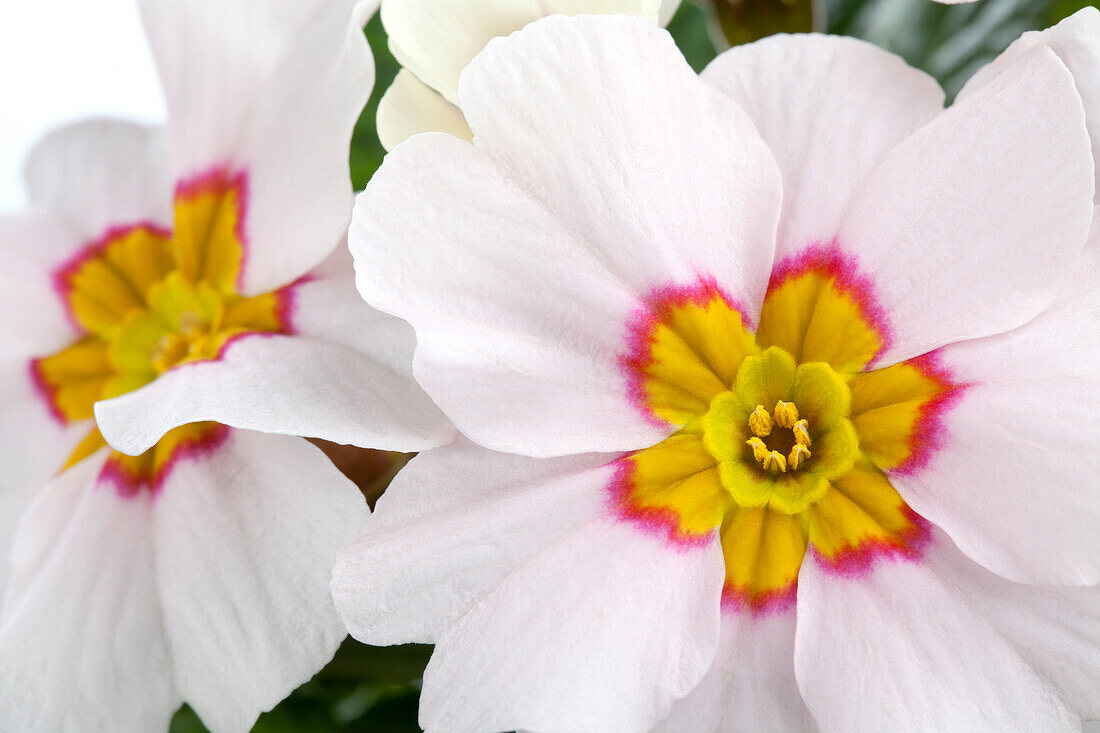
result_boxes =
[232,1,376,294]
[139,0,376,294]
[95,267,453,455]
[421,516,724,733]
[354,134,662,456]
[702,34,944,258]
[353,15,781,457]
[932,539,1100,720]
[837,46,1094,366]
[376,69,472,151]
[657,611,816,733]
[332,438,616,644]
[0,358,86,589]
[0,213,81,357]
[460,14,781,314]
[891,223,1100,585]
[961,8,1100,195]
[153,431,367,733]
[382,0,656,104]
[0,454,179,733]
[1,121,170,358]
[658,0,681,25]
[22,119,172,239]
[794,531,1077,732]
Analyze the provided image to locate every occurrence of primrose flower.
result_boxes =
[375,0,681,150]
[336,14,1100,732]
[0,1,450,731]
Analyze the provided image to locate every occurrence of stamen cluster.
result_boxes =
[745,401,812,473]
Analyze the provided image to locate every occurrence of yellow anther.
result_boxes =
[748,405,773,437]
[746,436,769,463]
[788,444,811,471]
[774,401,799,429]
[762,450,787,473]
[793,419,812,447]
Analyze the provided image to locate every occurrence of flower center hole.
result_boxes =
[745,401,812,473]
[151,310,212,373]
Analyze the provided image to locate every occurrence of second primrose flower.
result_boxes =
[0,1,451,731]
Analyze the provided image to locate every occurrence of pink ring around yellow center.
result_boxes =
[613,245,964,615]
[30,168,300,496]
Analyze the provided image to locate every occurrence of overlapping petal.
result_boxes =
[1,431,366,732]
[795,530,1079,732]
[702,34,944,259]
[139,0,376,294]
[382,0,657,105]
[354,133,661,456]
[658,0,681,24]
[353,15,781,456]
[889,221,1100,585]
[960,8,1100,195]
[0,214,82,358]
[23,119,172,239]
[836,46,1094,366]
[657,612,816,733]
[459,15,781,314]
[335,439,724,731]
[0,455,179,733]
[332,438,616,643]
[376,0,680,151]
[933,538,1100,721]
[0,358,87,590]
[0,120,174,359]
[152,431,366,732]
[376,69,473,151]
[420,517,723,732]
[95,253,454,455]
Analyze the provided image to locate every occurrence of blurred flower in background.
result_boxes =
[374,0,682,151]
[0,0,450,731]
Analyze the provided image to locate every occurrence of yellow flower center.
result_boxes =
[695,347,859,516]
[616,249,961,614]
[31,170,293,493]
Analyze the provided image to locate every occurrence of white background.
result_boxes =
[0,0,164,213]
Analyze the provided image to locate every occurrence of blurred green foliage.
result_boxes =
[669,1,722,70]
[171,0,1089,730]
[169,641,430,733]
[349,14,400,191]
[822,0,1077,97]
[1052,0,1096,23]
